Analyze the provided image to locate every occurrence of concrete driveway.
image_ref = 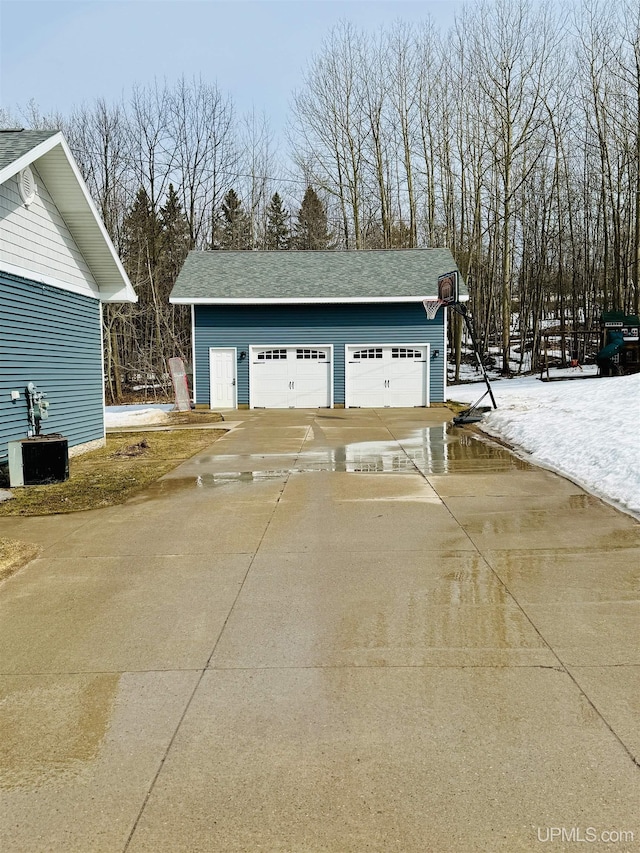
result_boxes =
[0,408,638,852]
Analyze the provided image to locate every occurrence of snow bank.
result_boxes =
[104,404,174,427]
[448,373,640,518]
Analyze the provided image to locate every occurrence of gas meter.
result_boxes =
[25,382,50,436]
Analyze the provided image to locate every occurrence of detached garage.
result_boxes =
[170,249,467,409]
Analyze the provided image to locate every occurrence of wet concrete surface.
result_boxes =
[0,407,638,852]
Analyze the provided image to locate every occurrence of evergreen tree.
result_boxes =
[293,186,331,250]
[265,192,291,250]
[120,188,165,392]
[119,185,192,399]
[218,189,251,249]
[158,183,191,298]
[122,187,161,297]
[157,183,192,364]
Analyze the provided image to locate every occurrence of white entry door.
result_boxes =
[250,346,332,408]
[346,344,428,407]
[209,348,237,408]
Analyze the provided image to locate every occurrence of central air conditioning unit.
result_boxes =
[8,436,69,487]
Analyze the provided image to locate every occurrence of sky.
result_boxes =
[0,0,463,148]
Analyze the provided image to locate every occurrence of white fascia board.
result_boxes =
[0,132,64,185]
[0,261,136,304]
[0,260,101,300]
[170,294,469,306]
[99,284,142,303]
[1,133,137,304]
[49,137,137,303]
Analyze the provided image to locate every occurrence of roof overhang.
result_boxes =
[170,295,470,305]
[0,132,137,303]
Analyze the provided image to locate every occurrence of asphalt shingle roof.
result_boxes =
[0,129,59,172]
[171,249,466,302]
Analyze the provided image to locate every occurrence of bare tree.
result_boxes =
[359,29,393,247]
[463,0,558,372]
[386,22,420,247]
[167,76,238,248]
[66,99,131,250]
[239,109,276,248]
[291,21,369,248]
[128,81,175,220]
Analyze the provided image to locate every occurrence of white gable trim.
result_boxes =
[0,136,58,184]
[0,133,136,303]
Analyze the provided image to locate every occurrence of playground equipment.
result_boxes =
[597,313,640,375]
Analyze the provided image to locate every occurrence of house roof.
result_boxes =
[170,249,468,305]
[0,129,137,303]
[0,129,59,170]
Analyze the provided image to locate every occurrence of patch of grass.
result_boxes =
[0,537,41,583]
[446,400,470,414]
[0,429,225,517]
[166,410,225,425]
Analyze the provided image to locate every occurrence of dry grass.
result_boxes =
[0,537,41,583]
[0,429,225,517]
[165,411,225,425]
[445,399,474,414]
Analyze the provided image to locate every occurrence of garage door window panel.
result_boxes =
[256,349,287,360]
[392,348,423,359]
[296,349,327,360]
[352,348,383,360]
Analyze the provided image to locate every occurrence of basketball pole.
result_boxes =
[450,300,498,413]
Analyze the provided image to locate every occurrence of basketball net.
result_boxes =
[423,299,443,320]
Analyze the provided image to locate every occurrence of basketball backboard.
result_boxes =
[437,270,459,305]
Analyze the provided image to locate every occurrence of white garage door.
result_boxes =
[346,344,429,407]
[250,346,332,408]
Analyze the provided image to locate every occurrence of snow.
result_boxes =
[104,404,174,427]
[448,372,640,519]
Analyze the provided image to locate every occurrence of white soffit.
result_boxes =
[0,133,137,304]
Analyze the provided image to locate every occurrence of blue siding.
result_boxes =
[0,272,104,462]
[194,303,445,406]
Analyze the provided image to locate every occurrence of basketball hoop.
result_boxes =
[437,271,459,305]
[423,299,443,321]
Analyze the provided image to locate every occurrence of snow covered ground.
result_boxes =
[448,370,640,519]
[104,404,174,427]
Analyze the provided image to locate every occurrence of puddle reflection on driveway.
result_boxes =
[153,424,530,496]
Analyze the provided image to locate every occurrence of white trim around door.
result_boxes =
[345,343,430,408]
[209,347,237,409]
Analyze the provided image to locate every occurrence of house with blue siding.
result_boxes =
[170,249,467,409]
[0,129,137,465]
